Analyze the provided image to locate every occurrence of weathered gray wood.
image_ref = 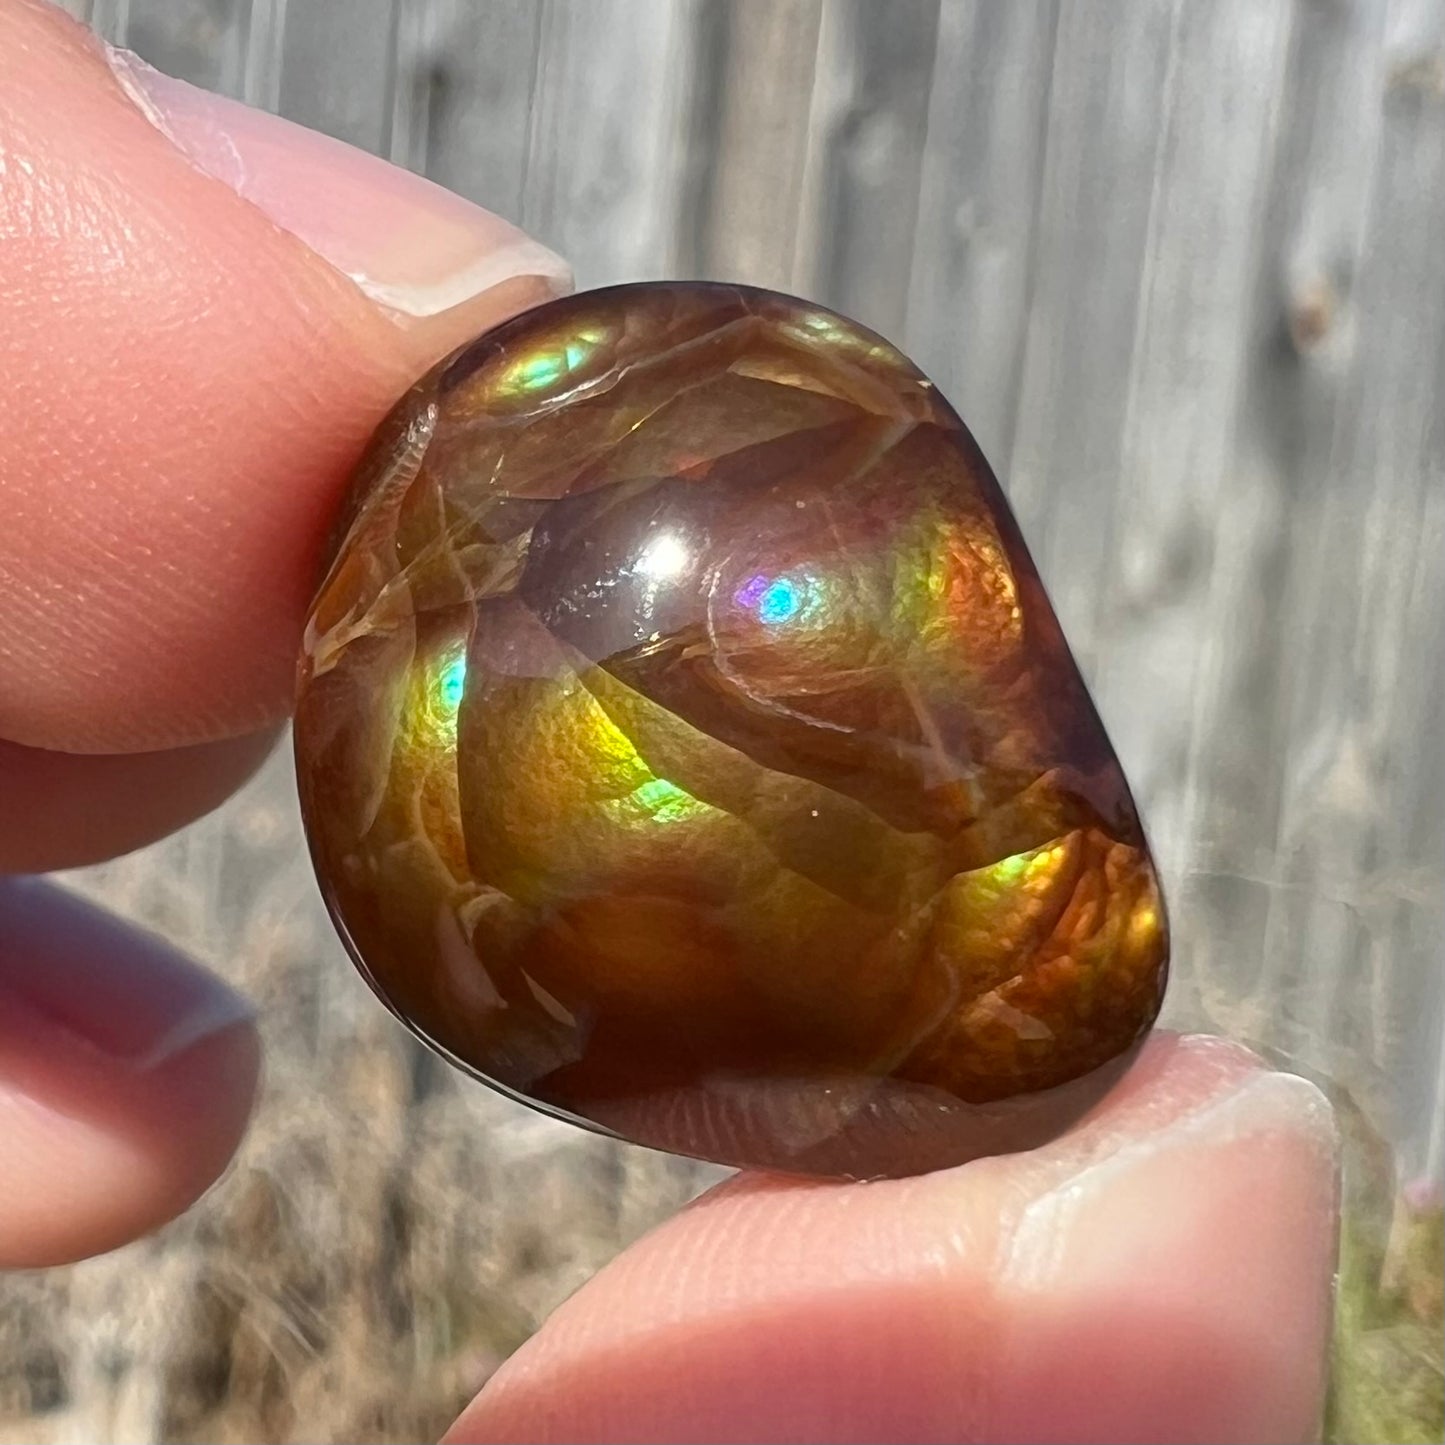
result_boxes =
[790,0,941,340]
[515,0,701,285]
[1005,0,1183,670]
[97,0,252,93]
[1087,0,1294,960]
[904,0,1058,473]
[1170,0,1400,1082]
[1245,0,1445,1166]
[386,0,544,219]
[269,0,399,153]
[676,0,824,290]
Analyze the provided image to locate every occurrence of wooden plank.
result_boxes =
[517,0,702,286]
[106,0,253,94]
[1004,0,1184,672]
[1359,0,1445,1174]
[387,0,544,219]
[270,0,399,152]
[1248,0,1445,1156]
[904,0,1059,475]
[791,0,942,341]
[1084,0,1294,880]
[675,0,823,290]
[1165,0,1395,1063]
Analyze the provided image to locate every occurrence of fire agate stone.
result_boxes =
[295,283,1168,1178]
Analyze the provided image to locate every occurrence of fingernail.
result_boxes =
[104,48,572,318]
[0,878,256,1070]
[994,1066,1339,1445]
[1002,1070,1340,1293]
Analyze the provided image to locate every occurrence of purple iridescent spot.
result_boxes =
[734,573,801,624]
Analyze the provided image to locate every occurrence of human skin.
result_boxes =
[0,3,1339,1440]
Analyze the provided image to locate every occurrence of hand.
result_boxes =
[0,3,1339,1440]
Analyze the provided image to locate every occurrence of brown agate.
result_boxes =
[295,282,1168,1178]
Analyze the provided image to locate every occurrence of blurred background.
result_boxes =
[4,0,1441,1440]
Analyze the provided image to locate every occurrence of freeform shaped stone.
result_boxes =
[296,282,1168,1178]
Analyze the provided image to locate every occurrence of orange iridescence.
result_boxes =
[296,283,1168,1178]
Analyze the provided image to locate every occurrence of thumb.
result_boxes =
[0,0,569,752]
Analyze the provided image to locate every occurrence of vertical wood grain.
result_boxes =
[675,0,823,290]
[1087,0,1293,884]
[1247,0,1445,1156]
[106,0,253,93]
[904,0,1058,473]
[1004,0,1183,672]
[270,0,398,153]
[389,0,544,219]
[516,0,701,285]
[1168,0,1398,1073]
[791,0,941,340]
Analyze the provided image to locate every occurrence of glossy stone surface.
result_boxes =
[295,282,1168,1178]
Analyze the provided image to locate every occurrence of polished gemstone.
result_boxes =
[295,282,1168,1178]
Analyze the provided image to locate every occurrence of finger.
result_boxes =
[448,1034,1338,1445]
[0,729,279,873]
[0,877,260,1266]
[0,0,569,754]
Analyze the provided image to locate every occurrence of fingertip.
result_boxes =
[0,728,280,872]
[447,1035,1339,1445]
[0,879,261,1267]
[0,1015,263,1270]
[0,0,568,752]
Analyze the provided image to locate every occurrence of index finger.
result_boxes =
[0,0,567,754]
